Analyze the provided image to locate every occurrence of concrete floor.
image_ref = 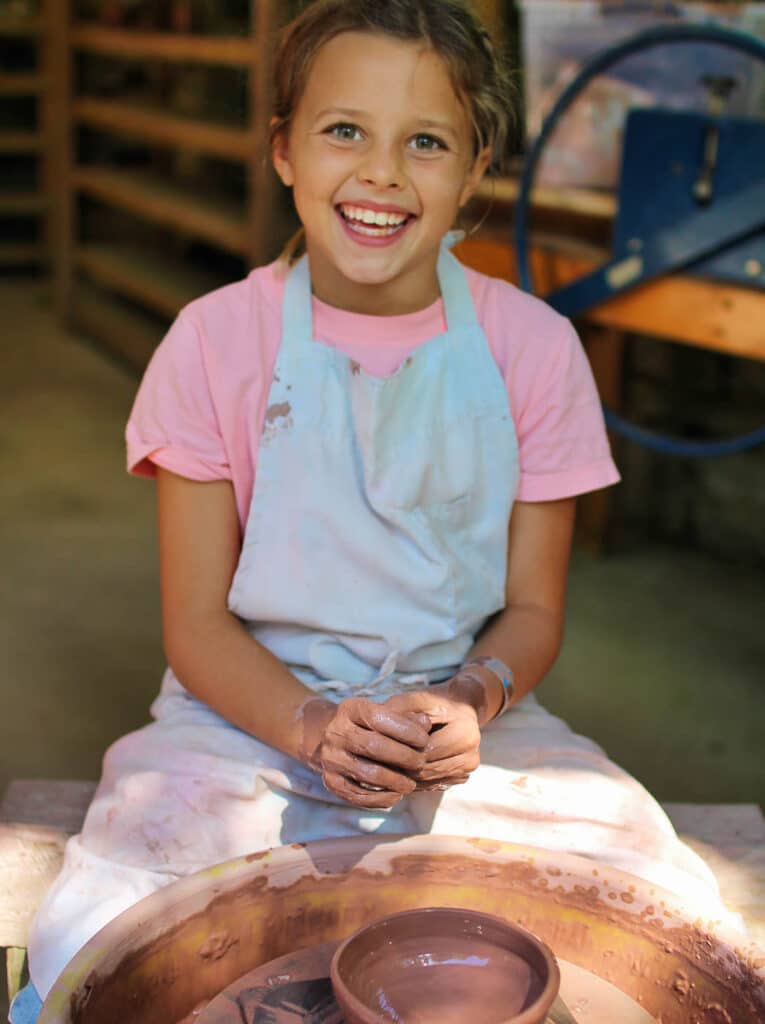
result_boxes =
[1,279,764,808]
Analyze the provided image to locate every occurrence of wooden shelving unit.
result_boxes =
[0,3,53,269]
[54,0,283,369]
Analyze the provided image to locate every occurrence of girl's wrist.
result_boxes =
[295,696,336,771]
[437,664,496,727]
[458,657,515,725]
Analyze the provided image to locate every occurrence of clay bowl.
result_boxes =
[330,906,560,1024]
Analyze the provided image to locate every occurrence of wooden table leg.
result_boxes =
[577,324,626,554]
[6,946,26,1002]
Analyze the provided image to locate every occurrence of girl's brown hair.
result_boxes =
[271,0,515,263]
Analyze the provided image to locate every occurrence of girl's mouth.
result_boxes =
[336,203,415,241]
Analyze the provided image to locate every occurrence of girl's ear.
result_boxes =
[458,145,493,208]
[271,118,295,187]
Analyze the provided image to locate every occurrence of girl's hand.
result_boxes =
[383,682,483,790]
[300,696,431,809]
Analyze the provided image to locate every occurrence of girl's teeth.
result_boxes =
[341,205,407,228]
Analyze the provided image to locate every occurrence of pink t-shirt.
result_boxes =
[126,259,619,531]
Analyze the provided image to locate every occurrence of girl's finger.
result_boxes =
[325,749,418,795]
[415,775,471,790]
[384,693,452,729]
[321,770,405,809]
[425,717,480,762]
[352,700,431,749]
[347,725,427,772]
[413,750,480,783]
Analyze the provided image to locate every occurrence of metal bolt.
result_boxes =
[744,259,762,277]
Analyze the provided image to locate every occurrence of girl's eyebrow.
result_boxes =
[314,107,366,121]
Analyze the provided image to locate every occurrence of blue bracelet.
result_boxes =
[463,656,515,719]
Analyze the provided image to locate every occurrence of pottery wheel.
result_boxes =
[193,940,655,1024]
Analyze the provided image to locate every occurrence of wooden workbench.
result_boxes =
[454,177,765,549]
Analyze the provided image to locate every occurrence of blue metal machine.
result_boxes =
[515,24,765,456]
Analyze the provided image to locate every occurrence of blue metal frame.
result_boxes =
[514,24,765,457]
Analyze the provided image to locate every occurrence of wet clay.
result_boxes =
[347,934,541,1023]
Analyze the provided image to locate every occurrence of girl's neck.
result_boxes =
[306,250,441,317]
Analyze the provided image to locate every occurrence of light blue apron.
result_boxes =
[227,237,518,697]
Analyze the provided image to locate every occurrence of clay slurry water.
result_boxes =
[353,933,543,1023]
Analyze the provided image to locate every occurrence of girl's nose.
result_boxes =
[357,143,404,189]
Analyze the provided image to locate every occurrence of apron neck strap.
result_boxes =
[436,235,479,331]
[281,234,478,346]
[282,254,314,348]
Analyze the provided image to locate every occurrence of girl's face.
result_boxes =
[272,31,491,315]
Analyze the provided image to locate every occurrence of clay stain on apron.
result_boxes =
[263,401,294,443]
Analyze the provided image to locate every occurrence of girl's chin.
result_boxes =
[321,247,410,285]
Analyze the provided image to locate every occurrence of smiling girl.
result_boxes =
[15,2,729,1019]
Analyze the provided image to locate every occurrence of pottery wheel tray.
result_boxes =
[41,835,765,1024]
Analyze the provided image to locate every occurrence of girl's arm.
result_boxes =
[156,467,429,805]
[467,495,577,711]
[384,497,576,785]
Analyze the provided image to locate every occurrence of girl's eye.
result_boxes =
[326,123,363,142]
[410,133,446,152]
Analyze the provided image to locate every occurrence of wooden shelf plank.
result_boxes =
[75,242,228,319]
[0,132,45,154]
[0,192,46,214]
[475,176,616,221]
[69,281,165,370]
[73,165,249,255]
[0,16,43,37]
[71,25,253,66]
[0,242,45,265]
[74,97,250,161]
[0,73,46,95]
[454,235,765,363]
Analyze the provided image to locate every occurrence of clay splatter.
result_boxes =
[266,402,292,424]
[263,402,294,443]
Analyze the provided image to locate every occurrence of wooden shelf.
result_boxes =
[0,192,47,214]
[0,73,46,95]
[52,2,282,363]
[0,3,55,271]
[69,280,167,370]
[73,165,249,255]
[0,242,45,266]
[70,25,253,66]
[0,16,44,37]
[0,132,45,154]
[75,242,228,319]
[74,97,250,161]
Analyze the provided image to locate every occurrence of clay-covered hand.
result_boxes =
[298,696,431,809]
[383,674,487,790]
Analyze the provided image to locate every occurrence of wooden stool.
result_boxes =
[2,780,764,1004]
[0,779,96,1001]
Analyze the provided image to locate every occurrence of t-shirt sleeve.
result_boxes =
[125,311,230,482]
[513,315,620,502]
